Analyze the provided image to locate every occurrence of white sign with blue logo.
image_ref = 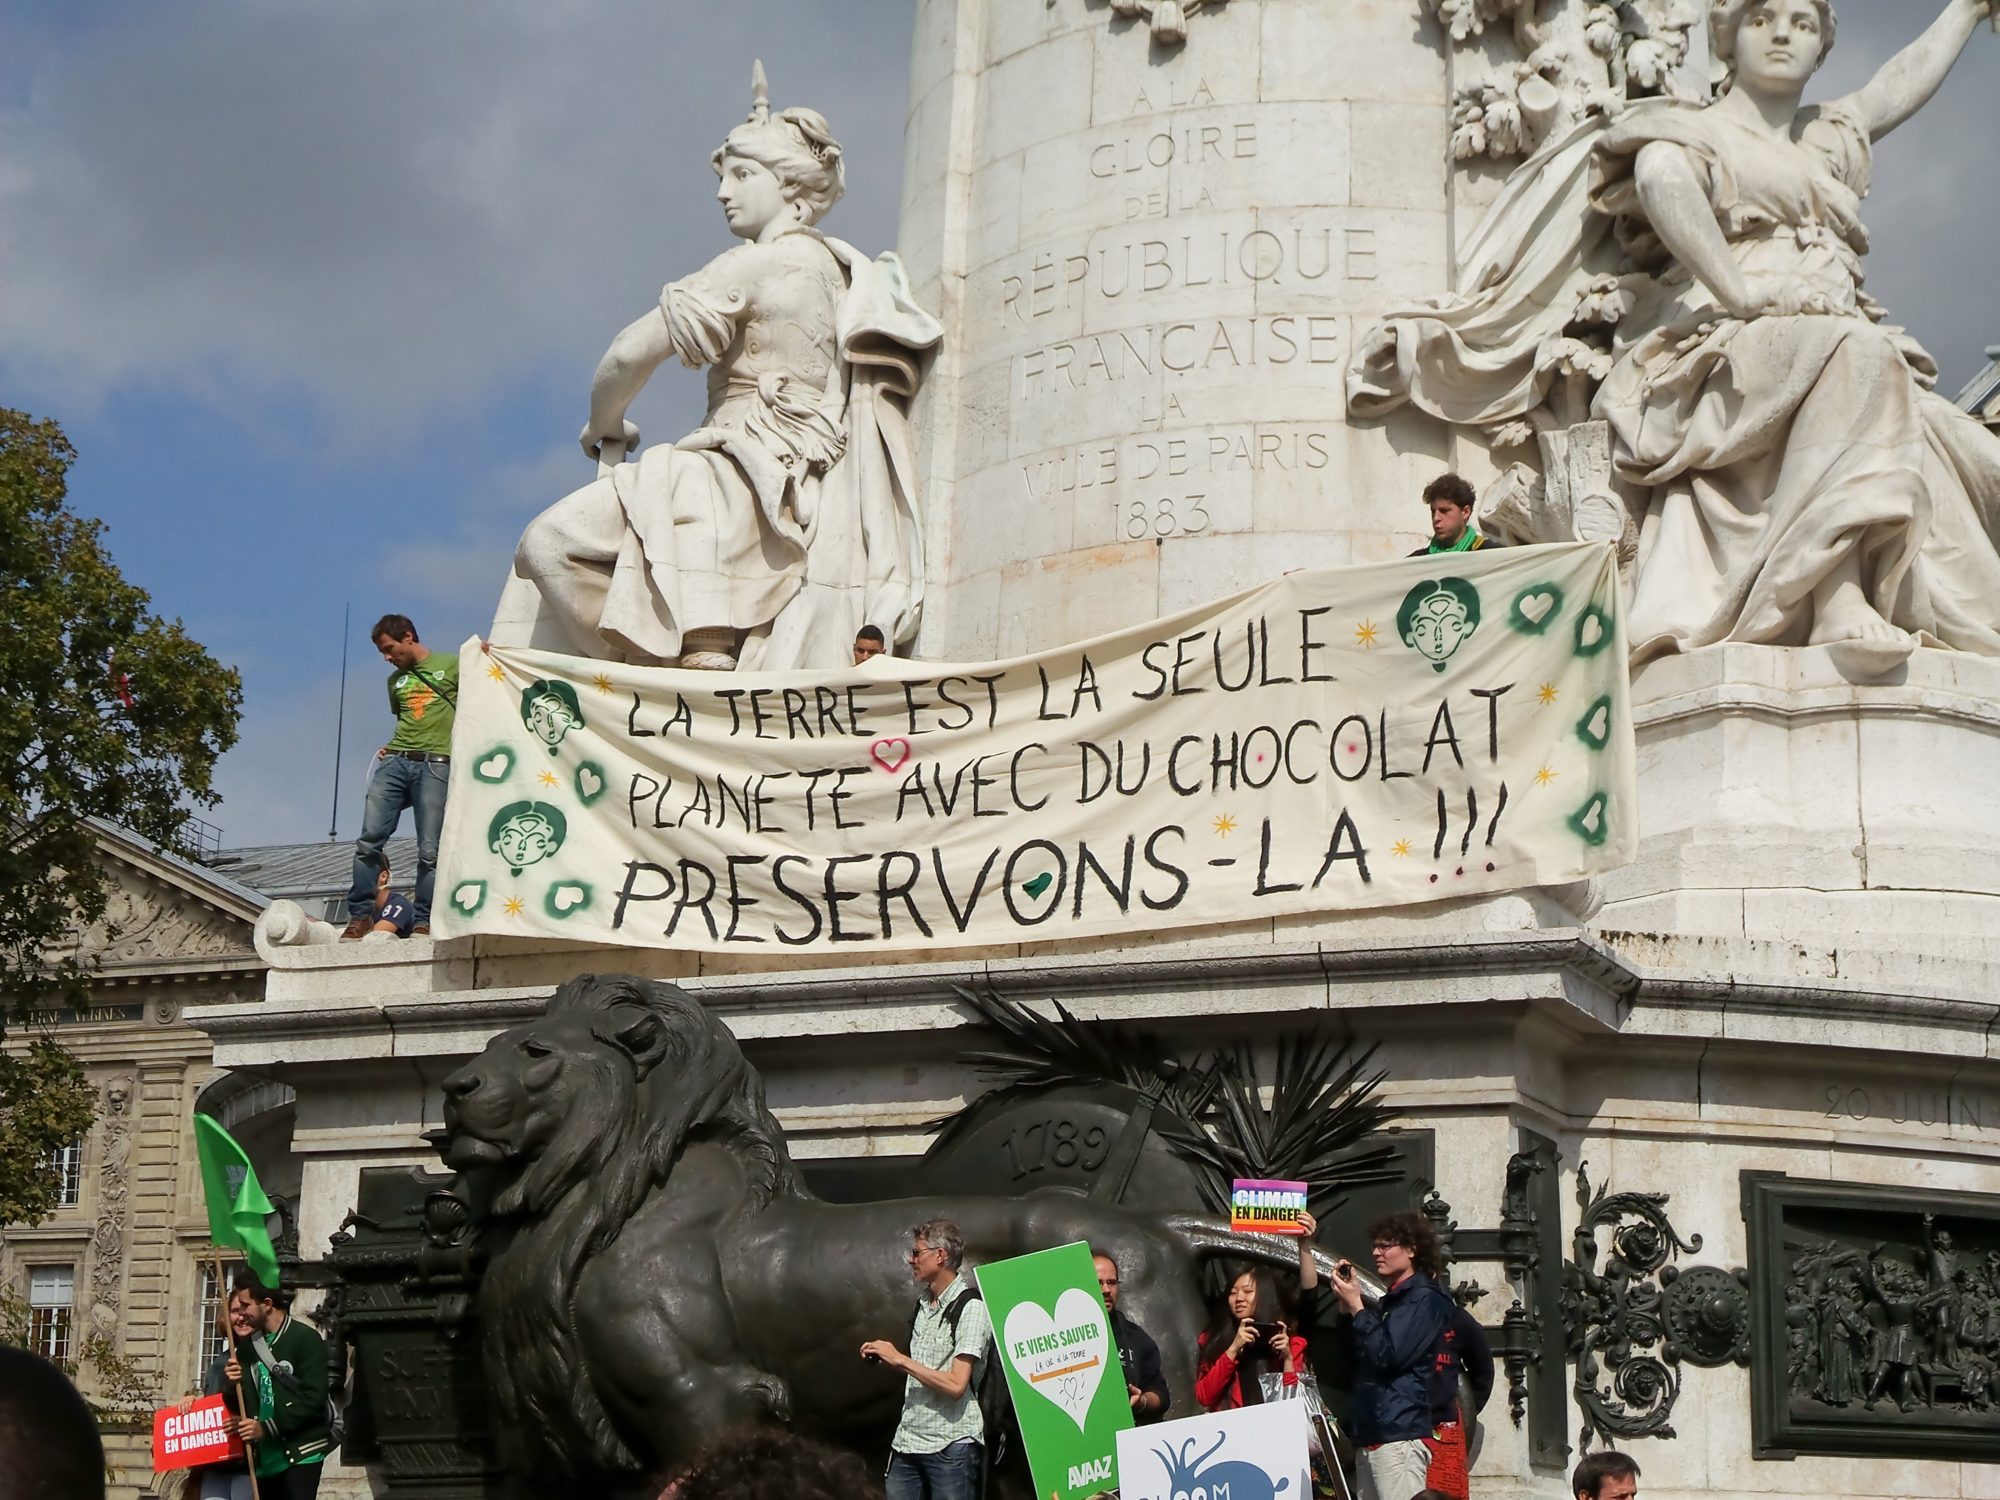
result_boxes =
[1115,1400,1311,1500]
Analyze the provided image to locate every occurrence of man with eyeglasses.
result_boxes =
[1328,1211,1454,1500]
[860,1218,993,1500]
[1091,1249,1170,1424]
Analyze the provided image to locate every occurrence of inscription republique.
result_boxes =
[999,226,1356,323]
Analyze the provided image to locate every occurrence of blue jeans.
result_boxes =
[886,1440,981,1500]
[348,753,449,923]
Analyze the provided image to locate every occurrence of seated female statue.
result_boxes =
[1350,0,2000,668]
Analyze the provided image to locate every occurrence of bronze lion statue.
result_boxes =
[440,973,1331,1488]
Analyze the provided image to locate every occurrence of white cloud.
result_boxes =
[0,0,915,440]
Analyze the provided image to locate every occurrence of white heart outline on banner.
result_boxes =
[1001,1287,1112,1434]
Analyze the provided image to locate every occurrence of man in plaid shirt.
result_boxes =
[860,1218,993,1500]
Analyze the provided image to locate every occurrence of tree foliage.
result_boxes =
[0,409,243,1221]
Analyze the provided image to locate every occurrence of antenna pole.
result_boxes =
[329,603,351,840]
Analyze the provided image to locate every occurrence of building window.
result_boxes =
[197,1260,245,1371]
[28,1265,75,1364]
[44,1141,84,1209]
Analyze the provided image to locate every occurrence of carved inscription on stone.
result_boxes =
[1821,1084,2000,1134]
[1016,316,1345,399]
[1000,226,1376,325]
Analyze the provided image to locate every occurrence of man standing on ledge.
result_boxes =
[343,614,457,938]
[1408,473,1492,556]
[1095,1249,1170,1423]
[860,1218,992,1500]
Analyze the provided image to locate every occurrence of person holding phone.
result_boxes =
[1328,1212,1455,1500]
[1193,1263,1307,1412]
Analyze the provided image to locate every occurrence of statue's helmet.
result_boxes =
[711,61,845,226]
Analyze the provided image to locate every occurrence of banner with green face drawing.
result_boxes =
[976,1241,1134,1500]
[434,543,1635,951]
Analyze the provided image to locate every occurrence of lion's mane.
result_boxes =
[478,973,803,1480]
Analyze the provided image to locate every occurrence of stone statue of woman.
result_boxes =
[495,65,941,671]
[1350,0,2000,670]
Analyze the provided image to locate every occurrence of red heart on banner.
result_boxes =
[870,737,913,774]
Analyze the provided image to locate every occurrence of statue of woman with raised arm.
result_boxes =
[499,67,941,671]
[1350,0,1999,669]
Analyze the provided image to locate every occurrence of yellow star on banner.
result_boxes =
[1391,838,1412,858]
[502,895,524,917]
[1213,814,1238,837]
[538,770,560,787]
[592,672,614,694]
[1537,682,1560,705]
[1534,765,1558,786]
[1354,619,1379,649]
[486,661,505,682]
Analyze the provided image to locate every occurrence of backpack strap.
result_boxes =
[911,1283,982,1343]
[407,664,458,708]
[249,1332,299,1392]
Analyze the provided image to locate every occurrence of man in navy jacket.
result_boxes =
[1328,1211,1455,1500]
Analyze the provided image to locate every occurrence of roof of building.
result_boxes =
[86,817,271,917]
[208,836,420,901]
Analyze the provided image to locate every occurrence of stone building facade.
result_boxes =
[0,823,268,1498]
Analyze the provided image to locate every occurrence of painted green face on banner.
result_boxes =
[521,679,585,751]
[488,801,567,875]
[1397,576,1482,671]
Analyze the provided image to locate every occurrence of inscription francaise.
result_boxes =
[1017,316,1343,397]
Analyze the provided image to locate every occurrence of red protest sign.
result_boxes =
[152,1395,244,1470]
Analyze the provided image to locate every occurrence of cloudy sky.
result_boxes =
[3,0,1993,850]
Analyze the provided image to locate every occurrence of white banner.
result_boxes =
[1115,1401,1312,1500]
[432,543,1634,953]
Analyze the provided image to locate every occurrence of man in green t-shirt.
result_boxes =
[343,614,458,937]
[1407,472,1497,556]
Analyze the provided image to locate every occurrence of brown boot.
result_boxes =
[410,923,430,937]
[340,916,372,939]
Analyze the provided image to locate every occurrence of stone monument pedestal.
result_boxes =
[1601,647,2000,969]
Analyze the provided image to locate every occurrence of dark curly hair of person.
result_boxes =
[1366,1209,1446,1279]
[657,1428,874,1500]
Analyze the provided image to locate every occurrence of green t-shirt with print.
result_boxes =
[384,652,459,755]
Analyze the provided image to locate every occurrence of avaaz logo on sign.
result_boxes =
[1115,1401,1311,1500]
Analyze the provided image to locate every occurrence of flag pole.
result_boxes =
[212,1249,263,1500]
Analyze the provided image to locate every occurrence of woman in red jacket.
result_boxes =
[1194,1265,1310,1411]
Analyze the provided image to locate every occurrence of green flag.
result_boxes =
[193,1113,282,1289]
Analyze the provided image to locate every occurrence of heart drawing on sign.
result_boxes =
[1001,1288,1111,1435]
[475,749,514,782]
[452,881,486,913]
[1023,873,1053,900]
[1510,582,1565,634]
[1575,696,1613,750]
[870,737,913,774]
[576,765,605,801]
[551,885,587,913]
[1568,792,1611,847]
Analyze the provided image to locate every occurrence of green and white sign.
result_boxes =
[976,1241,1134,1500]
